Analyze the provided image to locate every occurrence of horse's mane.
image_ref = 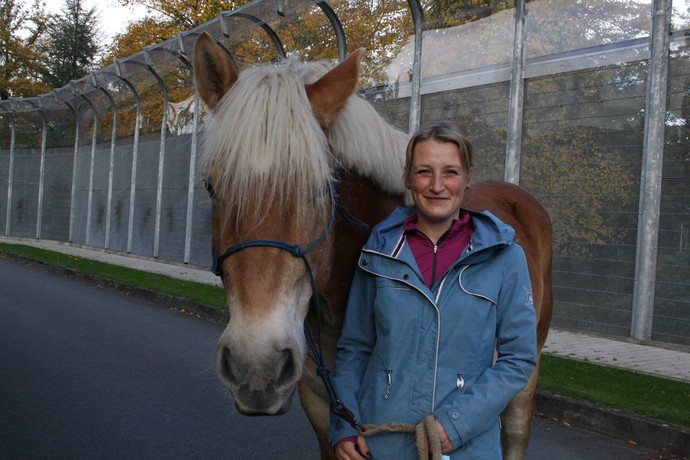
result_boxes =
[200,56,408,222]
[330,93,409,196]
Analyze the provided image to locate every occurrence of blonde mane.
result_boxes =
[330,94,409,195]
[200,56,408,222]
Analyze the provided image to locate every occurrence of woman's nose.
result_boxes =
[430,173,444,192]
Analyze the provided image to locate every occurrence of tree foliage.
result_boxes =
[38,0,100,89]
[0,0,50,99]
[102,0,249,63]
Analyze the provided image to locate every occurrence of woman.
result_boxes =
[328,121,537,459]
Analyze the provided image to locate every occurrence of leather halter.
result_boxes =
[209,169,366,431]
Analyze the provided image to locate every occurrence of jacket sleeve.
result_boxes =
[326,263,377,447]
[436,244,537,449]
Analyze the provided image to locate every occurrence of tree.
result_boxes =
[0,0,50,99]
[102,16,178,62]
[101,0,249,63]
[38,0,100,89]
[117,0,241,30]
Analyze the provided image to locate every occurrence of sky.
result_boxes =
[43,0,149,43]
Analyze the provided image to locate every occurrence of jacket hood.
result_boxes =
[364,206,515,259]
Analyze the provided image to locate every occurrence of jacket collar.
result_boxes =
[364,206,515,259]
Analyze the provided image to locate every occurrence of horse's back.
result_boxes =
[464,180,553,346]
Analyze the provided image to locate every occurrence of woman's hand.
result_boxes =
[435,418,453,454]
[335,436,370,459]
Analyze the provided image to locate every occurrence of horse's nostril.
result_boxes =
[218,346,236,385]
[276,349,296,386]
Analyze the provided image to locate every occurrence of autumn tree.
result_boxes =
[102,0,250,62]
[38,0,100,89]
[0,0,50,99]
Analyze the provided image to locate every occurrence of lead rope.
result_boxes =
[358,414,443,460]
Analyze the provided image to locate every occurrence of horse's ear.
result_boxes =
[193,32,238,110]
[306,48,365,130]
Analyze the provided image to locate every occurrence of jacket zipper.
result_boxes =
[384,369,393,399]
[431,244,438,286]
[429,228,451,287]
[430,275,446,409]
[457,372,465,390]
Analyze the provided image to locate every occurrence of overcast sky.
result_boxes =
[43,0,149,43]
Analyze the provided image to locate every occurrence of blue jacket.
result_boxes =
[328,207,537,459]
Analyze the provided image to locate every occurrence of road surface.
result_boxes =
[0,256,655,459]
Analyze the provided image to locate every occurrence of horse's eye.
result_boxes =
[204,180,216,198]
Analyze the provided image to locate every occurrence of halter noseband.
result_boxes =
[208,169,366,431]
[210,189,335,278]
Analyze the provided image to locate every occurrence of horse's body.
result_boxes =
[193,32,552,459]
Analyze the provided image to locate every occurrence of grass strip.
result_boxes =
[539,353,690,427]
[2,242,689,428]
[0,243,227,308]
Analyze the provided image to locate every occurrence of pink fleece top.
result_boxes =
[403,212,474,288]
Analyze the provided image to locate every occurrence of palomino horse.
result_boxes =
[193,31,552,459]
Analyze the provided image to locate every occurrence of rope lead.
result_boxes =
[358,414,443,460]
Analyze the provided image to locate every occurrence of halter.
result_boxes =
[209,168,366,431]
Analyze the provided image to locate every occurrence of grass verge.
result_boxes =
[1,242,689,429]
[539,353,690,428]
[0,243,227,308]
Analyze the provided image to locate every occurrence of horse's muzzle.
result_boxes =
[231,385,295,416]
[217,344,301,416]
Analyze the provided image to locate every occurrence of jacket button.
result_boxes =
[450,411,460,420]
[403,274,410,280]
[362,259,368,266]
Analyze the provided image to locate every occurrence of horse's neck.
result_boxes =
[319,172,403,331]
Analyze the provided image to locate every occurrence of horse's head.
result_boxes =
[193,32,364,415]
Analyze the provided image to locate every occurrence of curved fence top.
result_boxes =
[0,0,358,117]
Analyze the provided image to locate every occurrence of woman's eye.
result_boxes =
[415,169,431,176]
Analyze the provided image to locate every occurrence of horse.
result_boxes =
[193,31,552,460]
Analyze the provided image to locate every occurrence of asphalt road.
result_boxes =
[0,256,655,459]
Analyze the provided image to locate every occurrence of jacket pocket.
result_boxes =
[359,364,395,409]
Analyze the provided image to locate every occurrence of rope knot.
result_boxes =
[316,365,330,377]
[290,246,305,257]
[359,414,442,460]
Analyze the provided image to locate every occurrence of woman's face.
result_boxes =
[407,139,471,234]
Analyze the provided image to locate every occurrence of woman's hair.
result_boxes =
[404,121,474,183]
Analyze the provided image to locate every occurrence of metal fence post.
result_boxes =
[91,75,119,249]
[505,0,527,185]
[407,0,424,135]
[34,99,48,239]
[76,89,99,246]
[113,61,143,255]
[64,100,80,243]
[2,105,16,236]
[631,0,671,341]
[145,48,169,259]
